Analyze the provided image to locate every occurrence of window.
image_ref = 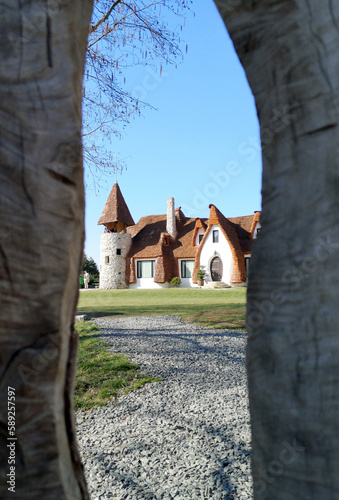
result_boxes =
[181,260,195,278]
[245,257,251,277]
[213,230,219,243]
[116,248,121,255]
[199,234,204,243]
[105,256,109,264]
[254,225,261,238]
[137,260,155,278]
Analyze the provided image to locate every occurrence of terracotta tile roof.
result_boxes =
[126,213,198,259]
[228,214,254,232]
[126,215,166,257]
[98,182,135,227]
[228,212,261,253]
[126,257,136,284]
[154,254,177,284]
[175,207,186,224]
[249,211,261,236]
[192,218,207,246]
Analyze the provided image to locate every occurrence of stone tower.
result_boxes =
[98,183,135,289]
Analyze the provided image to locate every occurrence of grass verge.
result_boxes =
[75,321,162,410]
[77,287,247,330]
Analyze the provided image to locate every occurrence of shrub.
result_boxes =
[89,274,99,287]
[170,277,181,287]
[196,266,206,281]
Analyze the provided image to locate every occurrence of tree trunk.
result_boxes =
[215,0,339,498]
[0,1,93,498]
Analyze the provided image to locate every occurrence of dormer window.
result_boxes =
[199,234,203,243]
[253,223,261,239]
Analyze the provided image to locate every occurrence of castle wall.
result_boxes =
[99,233,132,289]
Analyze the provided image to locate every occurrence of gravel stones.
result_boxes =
[76,315,252,499]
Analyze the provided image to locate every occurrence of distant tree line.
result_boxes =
[82,253,99,287]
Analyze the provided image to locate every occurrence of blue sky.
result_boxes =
[84,0,262,266]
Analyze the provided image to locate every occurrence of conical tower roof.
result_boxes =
[98,182,135,226]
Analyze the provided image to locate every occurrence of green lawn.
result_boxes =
[75,321,162,409]
[77,287,247,330]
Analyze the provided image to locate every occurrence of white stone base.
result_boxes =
[99,232,132,289]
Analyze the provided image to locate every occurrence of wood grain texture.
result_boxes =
[215,0,339,498]
[0,1,93,498]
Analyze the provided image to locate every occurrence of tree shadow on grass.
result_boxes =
[77,301,246,323]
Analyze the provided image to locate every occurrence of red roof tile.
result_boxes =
[228,212,261,253]
[98,183,135,227]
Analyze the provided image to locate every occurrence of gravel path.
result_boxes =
[76,315,252,500]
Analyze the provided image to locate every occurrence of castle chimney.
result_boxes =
[166,197,177,240]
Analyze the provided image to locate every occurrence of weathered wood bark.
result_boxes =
[215,0,339,498]
[0,1,93,498]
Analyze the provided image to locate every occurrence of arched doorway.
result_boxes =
[210,256,223,281]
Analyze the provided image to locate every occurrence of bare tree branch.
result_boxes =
[83,0,193,184]
[90,0,123,34]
